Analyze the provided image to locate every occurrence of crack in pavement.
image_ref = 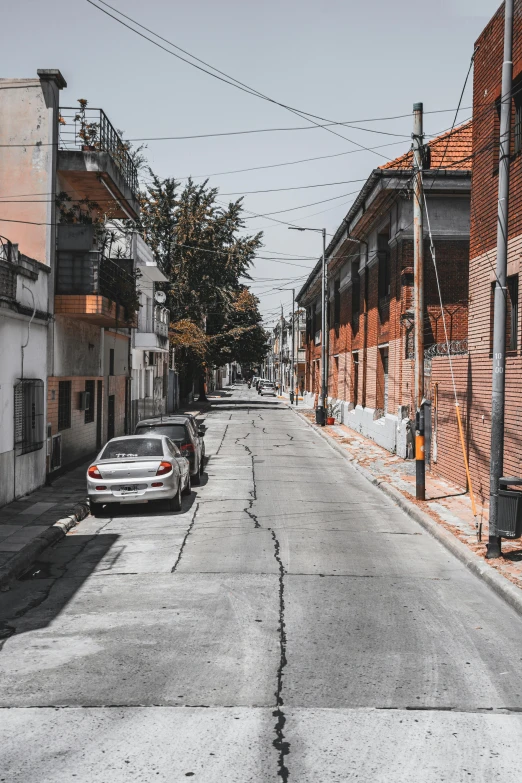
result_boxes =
[215,424,229,455]
[171,503,200,573]
[269,526,290,781]
[240,416,289,778]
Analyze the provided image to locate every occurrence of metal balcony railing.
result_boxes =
[0,237,16,301]
[154,305,169,338]
[56,251,135,311]
[59,107,139,197]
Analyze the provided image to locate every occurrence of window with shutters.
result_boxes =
[58,380,72,430]
[333,278,341,337]
[351,262,360,332]
[378,231,391,313]
[14,379,44,455]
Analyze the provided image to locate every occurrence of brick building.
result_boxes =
[432,1,522,503]
[297,122,472,454]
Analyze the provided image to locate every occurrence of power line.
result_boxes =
[219,177,367,196]
[84,0,395,160]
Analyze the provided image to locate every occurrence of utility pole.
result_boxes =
[487,0,514,559]
[413,102,425,501]
[290,288,295,403]
[319,228,327,425]
[280,304,284,391]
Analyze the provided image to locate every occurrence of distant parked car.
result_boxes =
[87,434,190,516]
[260,382,277,397]
[257,379,270,394]
[135,415,205,484]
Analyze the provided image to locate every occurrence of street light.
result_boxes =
[289,225,327,426]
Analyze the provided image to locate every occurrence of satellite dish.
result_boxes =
[155,291,166,304]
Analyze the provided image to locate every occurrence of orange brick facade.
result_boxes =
[299,122,472,454]
[432,2,522,502]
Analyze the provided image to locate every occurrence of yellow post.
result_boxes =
[455,403,477,518]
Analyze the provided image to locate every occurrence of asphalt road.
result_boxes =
[2,386,522,781]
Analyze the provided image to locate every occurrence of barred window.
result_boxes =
[14,379,44,455]
[58,380,72,430]
[84,380,95,424]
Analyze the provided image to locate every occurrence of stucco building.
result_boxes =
[0,69,168,504]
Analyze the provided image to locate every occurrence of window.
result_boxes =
[352,353,359,407]
[109,349,115,376]
[58,380,72,430]
[135,423,188,441]
[84,380,95,424]
[14,379,44,455]
[351,262,360,329]
[508,275,518,350]
[378,232,391,305]
[334,278,341,334]
[490,274,518,351]
[101,437,165,459]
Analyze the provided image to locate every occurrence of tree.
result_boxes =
[137,175,266,400]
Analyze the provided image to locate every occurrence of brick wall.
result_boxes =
[314,235,469,417]
[432,2,522,500]
[48,376,102,468]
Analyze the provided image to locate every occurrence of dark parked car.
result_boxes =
[135,415,206,484]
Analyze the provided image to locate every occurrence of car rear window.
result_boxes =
[101,438,164,459]
[136,424,188,440]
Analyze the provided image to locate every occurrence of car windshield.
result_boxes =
[101,438,164,459]
[136,424,188,440]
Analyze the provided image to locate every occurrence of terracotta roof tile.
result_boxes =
[380,119,472,171]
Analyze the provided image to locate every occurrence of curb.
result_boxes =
[0,501,90,590]
[289,405,522,619]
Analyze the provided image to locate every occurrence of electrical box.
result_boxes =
[78,391,91,411]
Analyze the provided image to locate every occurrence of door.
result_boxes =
[96,381,103,450]
[108,395,115,441]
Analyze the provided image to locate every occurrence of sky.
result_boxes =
[4,0,502,329]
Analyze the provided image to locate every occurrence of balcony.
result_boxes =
[58,107,140,219]
[55,251,137,327]
[297,349,306,363]
[0,238,16,302]
[135,302,170,353]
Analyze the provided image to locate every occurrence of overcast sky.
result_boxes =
[4,0,501,326]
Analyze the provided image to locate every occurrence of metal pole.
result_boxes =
[318,228,327,425]
[280,305,284,392]
[413,102,425,501]
[487,0,514,559]
[291,288,295,403]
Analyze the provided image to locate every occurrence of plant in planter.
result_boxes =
[75,98,100,151]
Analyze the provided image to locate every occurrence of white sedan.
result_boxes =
[87,435,191,516]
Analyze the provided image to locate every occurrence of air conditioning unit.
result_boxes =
[78,391,91,411]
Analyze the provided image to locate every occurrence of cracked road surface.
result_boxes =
[2,387,522,781]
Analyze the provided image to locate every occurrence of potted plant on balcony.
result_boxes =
[75,98,99,152]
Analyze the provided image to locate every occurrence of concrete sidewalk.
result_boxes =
[0,463,90,588]
[295,408,522,596]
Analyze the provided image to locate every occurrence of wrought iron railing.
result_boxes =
[0,236,16,301]
[59,107,139,197]
[154,305,170,338]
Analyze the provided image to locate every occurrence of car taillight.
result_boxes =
[156,461,173,476]
[180,443,195,453]
[88,466,101,479]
